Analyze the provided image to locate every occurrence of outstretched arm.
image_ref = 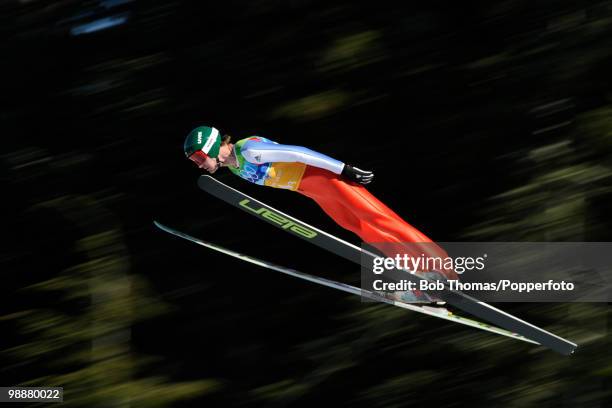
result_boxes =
[242,139,374,184]
[242,140,344,173]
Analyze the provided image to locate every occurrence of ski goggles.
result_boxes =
[188,150,210,167]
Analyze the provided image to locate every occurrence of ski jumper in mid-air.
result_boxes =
[184,126,458,300]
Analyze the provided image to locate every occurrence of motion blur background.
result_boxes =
[2,0,612,406]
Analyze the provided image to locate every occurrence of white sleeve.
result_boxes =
[242,140,345,174]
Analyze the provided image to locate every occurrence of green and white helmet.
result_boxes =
[183,126,222,158]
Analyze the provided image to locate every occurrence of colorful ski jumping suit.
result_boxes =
[228,136,457,281]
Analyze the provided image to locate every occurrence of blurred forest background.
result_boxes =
[2,0,612,406]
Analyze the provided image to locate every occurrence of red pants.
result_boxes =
[297,166,457,280]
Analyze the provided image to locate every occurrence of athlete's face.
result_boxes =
[188,143,235,174]
[188,151,220,173]
[200,156,220,173]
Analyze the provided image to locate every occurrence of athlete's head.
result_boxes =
[184,126,233,173]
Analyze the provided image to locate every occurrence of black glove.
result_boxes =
[341,164,374,185]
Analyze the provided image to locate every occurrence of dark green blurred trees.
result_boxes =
[3,0,612,407]
[2,194,219,406]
